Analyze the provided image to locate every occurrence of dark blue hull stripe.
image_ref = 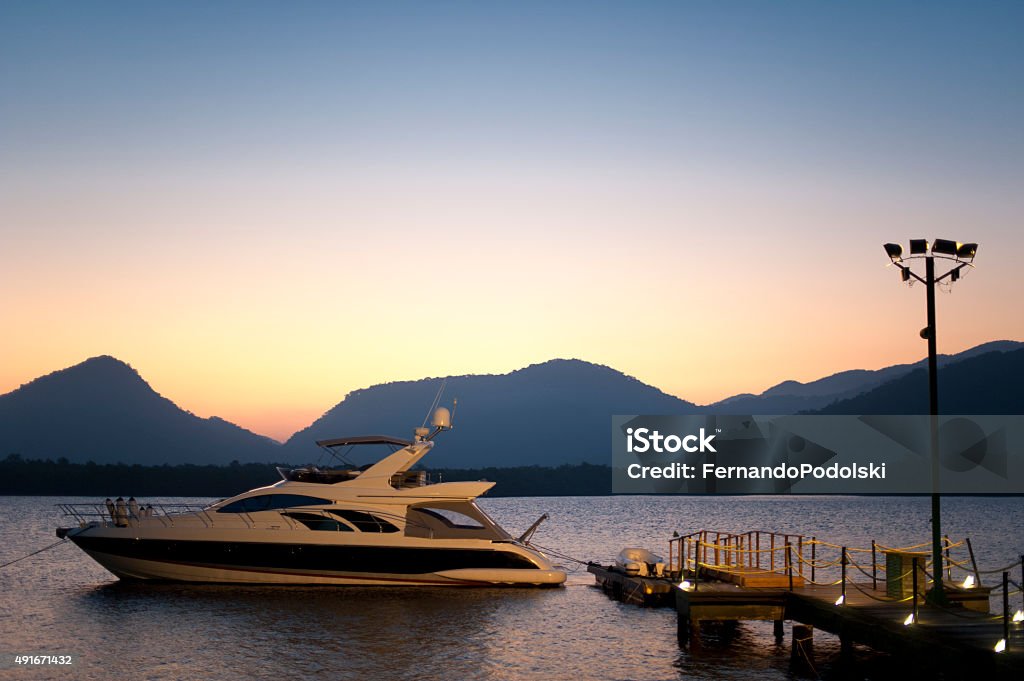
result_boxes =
[72,536,539,574]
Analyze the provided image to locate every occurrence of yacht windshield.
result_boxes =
[405,501,511,540]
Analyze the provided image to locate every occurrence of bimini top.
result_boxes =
[316,435,413,448]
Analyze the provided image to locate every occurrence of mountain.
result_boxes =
[707,340,1022,414]
[3,342,1020,468]
[0,356,281,464]
[283,359,697,468]
[811,347,1024,415]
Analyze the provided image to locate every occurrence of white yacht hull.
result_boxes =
[65,526,566,587]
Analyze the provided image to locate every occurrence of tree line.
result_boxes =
[0,454,612,497]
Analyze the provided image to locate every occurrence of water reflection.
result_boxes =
[3,495,1022,680]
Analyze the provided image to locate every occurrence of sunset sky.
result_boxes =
[3,2,1022,441]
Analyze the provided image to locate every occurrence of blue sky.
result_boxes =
[3,1,1022,439]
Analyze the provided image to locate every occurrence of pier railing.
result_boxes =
[668,530,1024,653]
[668,530,1015,599]
[670,530,808,577]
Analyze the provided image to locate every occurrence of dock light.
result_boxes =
[679,580,694,591]
[834,595,845,606]
[956,242,978,261]
[903,614,915,626]
[1013,610,1023,623]
[995,639,1006,653]
[962,575,976,589]
[881,236,979,608]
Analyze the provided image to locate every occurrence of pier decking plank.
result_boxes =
[699,565,805,588]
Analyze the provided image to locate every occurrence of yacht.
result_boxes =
[56,408,566,586]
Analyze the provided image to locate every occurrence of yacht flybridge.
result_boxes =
[56,408,566,586]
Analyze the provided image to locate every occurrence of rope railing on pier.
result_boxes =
[669,530,1019,599]
[794,553,844,569]
[668,529,1023,645]
[847,580,916,603]
[670,530,813,581]
[974,560,1024,575]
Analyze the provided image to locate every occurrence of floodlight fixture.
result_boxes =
[880,235,979,607]
[909,239,929,255]
[956,243,978,261]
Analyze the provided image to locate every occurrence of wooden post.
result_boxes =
[811,537,816,584]
[771,534,775,572]
[841,547,847,604]
[678,612,702,646]
[943,535,952,581]
[912,557,919,623]
[756,532,761,570]
[798,536,804,578]
[774,619,784,642]
[786,541,793,591]
[966,537,980,587]
[871,540,877,591]
[840,633,853,658]
[1003,571,1010,651]
[693,539,700,592]
[791,624,814,670]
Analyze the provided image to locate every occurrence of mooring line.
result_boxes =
[0,538,68,569]
[526,541,590,567]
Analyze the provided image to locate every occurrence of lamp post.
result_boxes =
[882,239,977,606]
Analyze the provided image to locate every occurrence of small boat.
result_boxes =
[56,408,566,586]
[615,548,666,577]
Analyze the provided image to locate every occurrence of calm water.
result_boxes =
[2,495,1022,680]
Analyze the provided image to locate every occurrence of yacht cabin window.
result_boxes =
[282,512,354,531]
[216,494,333,514]
[328,509,400,533]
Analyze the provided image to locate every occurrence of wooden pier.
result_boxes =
[677,583,1021,675]
[592,529,1024,678]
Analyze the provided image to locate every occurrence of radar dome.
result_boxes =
[431,407,452,429]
